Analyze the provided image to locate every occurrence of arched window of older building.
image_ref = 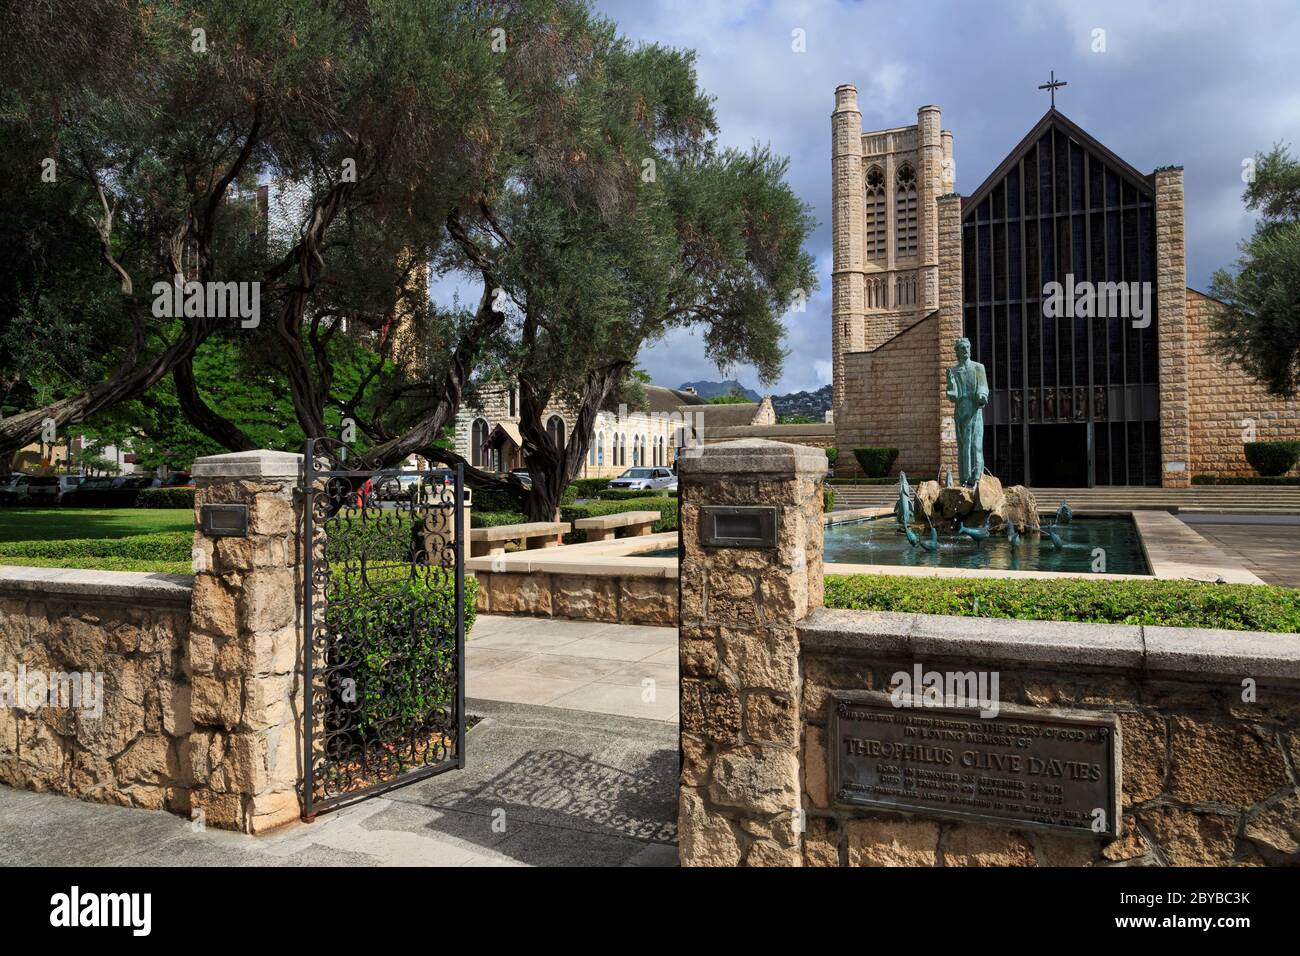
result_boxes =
[865,165,886,261]
[546,415,566,454]
[896,163,918,259]
[471,418,489,468]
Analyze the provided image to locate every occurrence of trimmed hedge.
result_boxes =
[825,574,1300,633]
[1244,440,1300,477]
[852,447,899,478]
[593,487,675,502]
[825,447,839,466]
[560,497,678,543]
[0,531,192,563]
[1192,474,1300,486]
[823,488,835,513]
[137,487,196,508]
[65,487,140,507]
[471,510,529,528]
[569,478,611,499]
[827,477,899,486]
[470,487,525,513]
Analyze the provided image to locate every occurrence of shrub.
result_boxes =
[67,487,140,507]
[0,531,192,563]
[560,497,678,542]
[1244,440,1300,477]
[137,487,196,509]
[569,478,611,499]
[324,569,477,746]
[823,488,836,513]
[825,574,1300,633]
[594,487,674,502]
[316,512,478,747]
[470,486,525,513]
[852,447,899,478]
[825,447,839,466]
[471,510,529,528]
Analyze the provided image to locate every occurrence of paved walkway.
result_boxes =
[0,614,682,866]
[1180,516,1300,588]
[0,699,678,866]
[468,614,679,722]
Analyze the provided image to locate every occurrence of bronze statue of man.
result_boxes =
[945,336,989,485]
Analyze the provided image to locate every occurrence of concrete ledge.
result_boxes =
[470,521,570,541]
[799,606,1300,681]
[192,449,303,479]
[574,511,660,530]
[1143,625,1300,679]
[678,438,828,479]
[0,566,193,605]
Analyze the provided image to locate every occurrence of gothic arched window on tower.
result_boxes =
[865,166,887,262]
[896,163,919,259]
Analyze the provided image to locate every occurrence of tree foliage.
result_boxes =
[1209,144,1300,398]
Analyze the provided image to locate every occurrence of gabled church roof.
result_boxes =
[961,108,1155,215]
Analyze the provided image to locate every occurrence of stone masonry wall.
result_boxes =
[835,314,939,478]
[474,569,677,627]
[1186,289,1300,478]
[0,571,192,813]
[188,451,305,833]
[1155,167,1192,488]
[799,613,1300,866]
[678,440,827,866]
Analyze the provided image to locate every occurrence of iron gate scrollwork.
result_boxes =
[301,438,465,818]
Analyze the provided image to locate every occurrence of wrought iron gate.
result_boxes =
[301,438,465,818]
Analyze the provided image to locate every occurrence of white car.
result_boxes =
[607,467,676,492]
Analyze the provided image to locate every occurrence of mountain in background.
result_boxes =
[771,384,832,420]
[670,379,832,420]
[676,379,761,402]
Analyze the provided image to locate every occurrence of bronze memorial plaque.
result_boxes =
[829,692,1120,837]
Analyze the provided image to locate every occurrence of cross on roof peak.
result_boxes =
[1038,70,1067,109]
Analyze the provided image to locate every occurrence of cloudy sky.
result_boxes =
[594,0,1300,396]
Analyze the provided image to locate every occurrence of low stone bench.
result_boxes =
[469,521,571,557]
[573,510,661,542]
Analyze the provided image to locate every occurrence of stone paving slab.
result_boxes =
[467,614,680,722]
[1180,520,1300,588]
[0,700,678,867]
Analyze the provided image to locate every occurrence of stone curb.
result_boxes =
[0,566,194,606]
[799,606,1300,681]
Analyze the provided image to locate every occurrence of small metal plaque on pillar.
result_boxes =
[200,503,249,538]
[699,505,776,549]
[829,692,1120,837]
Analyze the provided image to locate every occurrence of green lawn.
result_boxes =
[0,507,192,542]
[0,508,193,573]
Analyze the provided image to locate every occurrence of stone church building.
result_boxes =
[831,84,1300,486]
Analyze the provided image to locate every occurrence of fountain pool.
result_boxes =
[823,514,1149,574]
[622,516,1150,575]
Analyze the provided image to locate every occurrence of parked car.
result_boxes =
[607,467,676,492]
[7,475,61,504]
[159,472,193,488]
[56,475,83,502]
[509,468,532,489]
[0,474,22,504]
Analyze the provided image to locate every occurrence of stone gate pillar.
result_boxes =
[189,450,305,833]
[677,439,826,866]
